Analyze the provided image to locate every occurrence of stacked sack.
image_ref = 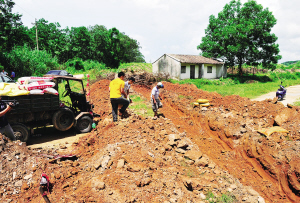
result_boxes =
[0,77,59,96]
[17,76,58,95]
[193,99,210,107]
[0,83,29,96]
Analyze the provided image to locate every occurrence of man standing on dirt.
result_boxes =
[151,82,164,117]
[0,97,16,141]
[109,72,130,122]
[123,77,135,103]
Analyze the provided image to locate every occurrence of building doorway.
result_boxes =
[190,65,195,79]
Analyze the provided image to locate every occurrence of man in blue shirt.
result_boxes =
[10,70,15,80]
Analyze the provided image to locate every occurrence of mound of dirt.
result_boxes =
[0,79,300,203]
[134,81,300,202]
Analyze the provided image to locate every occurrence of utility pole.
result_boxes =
[32,18,39,50]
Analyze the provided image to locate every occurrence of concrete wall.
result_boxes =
[152,55,181,79]
[215,64,227,78]
[180,64,203,79]
[202,64,217,79]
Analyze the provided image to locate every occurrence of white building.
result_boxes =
[152,54,226,80]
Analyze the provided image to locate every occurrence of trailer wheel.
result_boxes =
[52,108,75,131]
[11,123,30,143]
[75,115,93,133]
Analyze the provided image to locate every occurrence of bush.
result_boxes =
[66,58,84,71]
[6,45,59,76]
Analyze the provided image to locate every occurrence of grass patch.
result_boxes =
[65,62,152,86]
[171,73,300,99]
[129,95,153,117]
[292,98,300,106]
[285,135,292,141]
[206,191,237,203]
[217,193,237,203]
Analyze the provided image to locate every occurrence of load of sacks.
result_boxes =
[0,76,58,96]
[193,99,210,107]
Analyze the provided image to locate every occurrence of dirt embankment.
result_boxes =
[134,82,300,202]
[0,79,300,203]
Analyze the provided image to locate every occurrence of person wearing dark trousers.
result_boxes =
[0,97,16,141]
[151,82,164,117]
[109,72,130,122]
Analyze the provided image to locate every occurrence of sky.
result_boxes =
[11,0,300,64]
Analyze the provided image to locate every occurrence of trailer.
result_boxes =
[2,75,97,142]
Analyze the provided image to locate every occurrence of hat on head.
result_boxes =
[157,82,164,88]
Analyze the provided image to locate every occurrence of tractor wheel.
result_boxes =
[11,123,30,143]
[52,108,75,131]
[75,115,93,133]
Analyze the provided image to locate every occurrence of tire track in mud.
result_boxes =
[133,84,293,203]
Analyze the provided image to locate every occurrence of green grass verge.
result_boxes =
[65,62,152,84]
[171,73,300,99]
[128,95,153,117]
[292,99,300,106]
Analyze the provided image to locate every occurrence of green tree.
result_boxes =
[0,0,23,52]
[198,0,281,75]
[6,45,59,76]
[89,25,109,63]
[0,0,30,66]
[27,18,68,62]
[68,26,92,61]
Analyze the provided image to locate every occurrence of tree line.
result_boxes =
[0,0,145,76]
[198,0,282,76]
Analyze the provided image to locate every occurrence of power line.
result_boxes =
[14,3,39,50]
[14,3,36,19]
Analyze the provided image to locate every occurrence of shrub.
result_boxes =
[6,45,59,76]
[66,58,84,71]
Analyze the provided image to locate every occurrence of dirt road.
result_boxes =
[27,126,88,149]
[252,84,300,106]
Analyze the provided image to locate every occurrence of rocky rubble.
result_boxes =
[1,78,300,203]
[0,114,263,202]
[133,81,300,202]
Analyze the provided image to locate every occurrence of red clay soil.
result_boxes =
[134,82,300,203]
[1,79,300,203]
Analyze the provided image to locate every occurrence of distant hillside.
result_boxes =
[282,60,300,66]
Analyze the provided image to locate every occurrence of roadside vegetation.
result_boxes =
[172,71,300,99]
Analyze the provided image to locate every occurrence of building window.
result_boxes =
[181,66,186,73]
[207,66,212,73]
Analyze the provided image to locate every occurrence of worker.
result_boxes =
[10,70,15,80]
[151,82,164,117]
[0,97,16,141]
[39,173,51,203]
[1,70,8,76]
[123,77,135,103]
[109,72,130,122]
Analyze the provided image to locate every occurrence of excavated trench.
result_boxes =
[133,82,300,203]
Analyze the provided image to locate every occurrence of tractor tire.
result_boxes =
[75,115,93,133]
[52,108,75,131]
[11,123,30,143]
